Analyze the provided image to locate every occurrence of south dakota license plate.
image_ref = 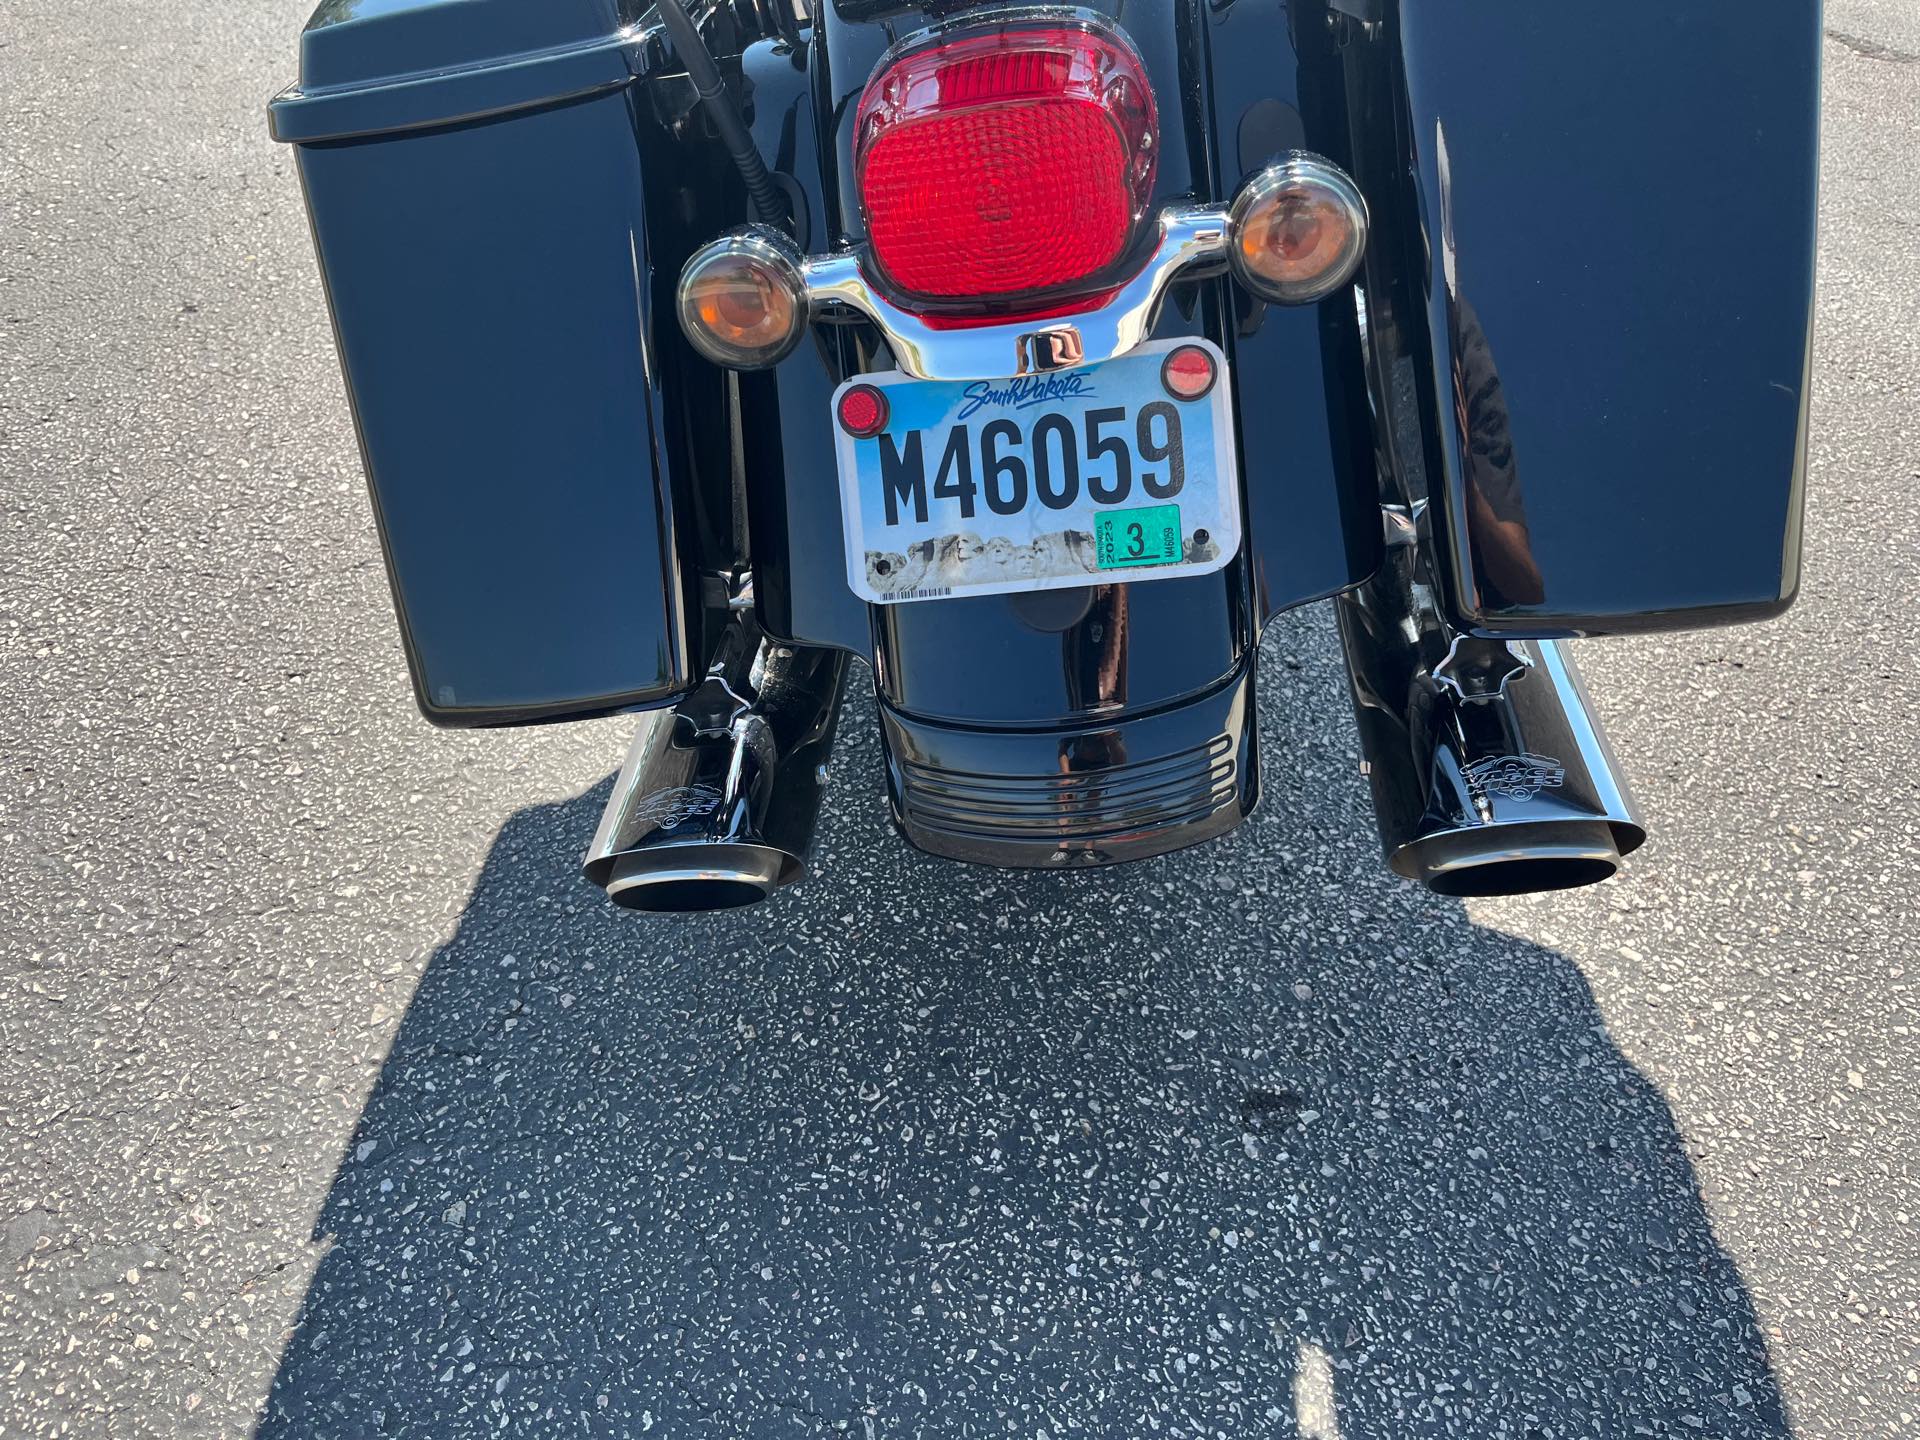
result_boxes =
[832,337,1241,605]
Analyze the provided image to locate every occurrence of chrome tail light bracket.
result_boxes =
[678,156,1367,383]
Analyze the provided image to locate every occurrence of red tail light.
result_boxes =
[854,23,1157,314]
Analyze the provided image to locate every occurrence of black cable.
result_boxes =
[656,0,786,230]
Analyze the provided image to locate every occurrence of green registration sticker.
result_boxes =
[1095,504,1183,570]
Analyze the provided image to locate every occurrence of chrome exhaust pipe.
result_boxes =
[582,608,849,913]
[1335,550,1644,897]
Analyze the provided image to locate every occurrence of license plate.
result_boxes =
[832,337,1241,605]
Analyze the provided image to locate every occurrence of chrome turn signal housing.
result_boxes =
[1225,156,1369,305]
[678,229,809,368]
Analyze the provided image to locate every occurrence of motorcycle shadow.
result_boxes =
[257,618,1789,1440]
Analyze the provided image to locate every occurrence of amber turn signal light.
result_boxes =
[678,230,808,368]
[1226,157,1368,306]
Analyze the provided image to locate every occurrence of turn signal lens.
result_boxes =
[678,231,808,368]
[1227,158,1368,305]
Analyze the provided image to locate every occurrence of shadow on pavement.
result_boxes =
[257,635,1788,1439]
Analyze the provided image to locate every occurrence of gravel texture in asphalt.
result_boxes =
[2,2,1916,1437]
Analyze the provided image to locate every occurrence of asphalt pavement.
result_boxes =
[2,3,1916,1436]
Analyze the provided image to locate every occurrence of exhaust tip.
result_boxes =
[600,845,797,914]
[1421,851,1620,898]
[1394,820,1643,898]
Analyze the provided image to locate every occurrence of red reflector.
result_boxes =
[837,384,889,438]
[1161,344,1217,401]
[855,25,1157,309]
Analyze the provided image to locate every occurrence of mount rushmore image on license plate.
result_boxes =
[862,527,1225,600]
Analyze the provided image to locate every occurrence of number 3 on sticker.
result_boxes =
[1096,504,1182,569]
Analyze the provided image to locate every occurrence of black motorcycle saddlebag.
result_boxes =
[1352,0,1821,637]
[269,0,704,726]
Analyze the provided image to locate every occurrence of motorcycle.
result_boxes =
[268,0,1820,911]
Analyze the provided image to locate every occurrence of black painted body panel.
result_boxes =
[1359,0,1820,636]
[290,91,704,727]
[1199,0,1385,629]
[734,37,876,656]
[270,1,649,143]
[274,5,712,728]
